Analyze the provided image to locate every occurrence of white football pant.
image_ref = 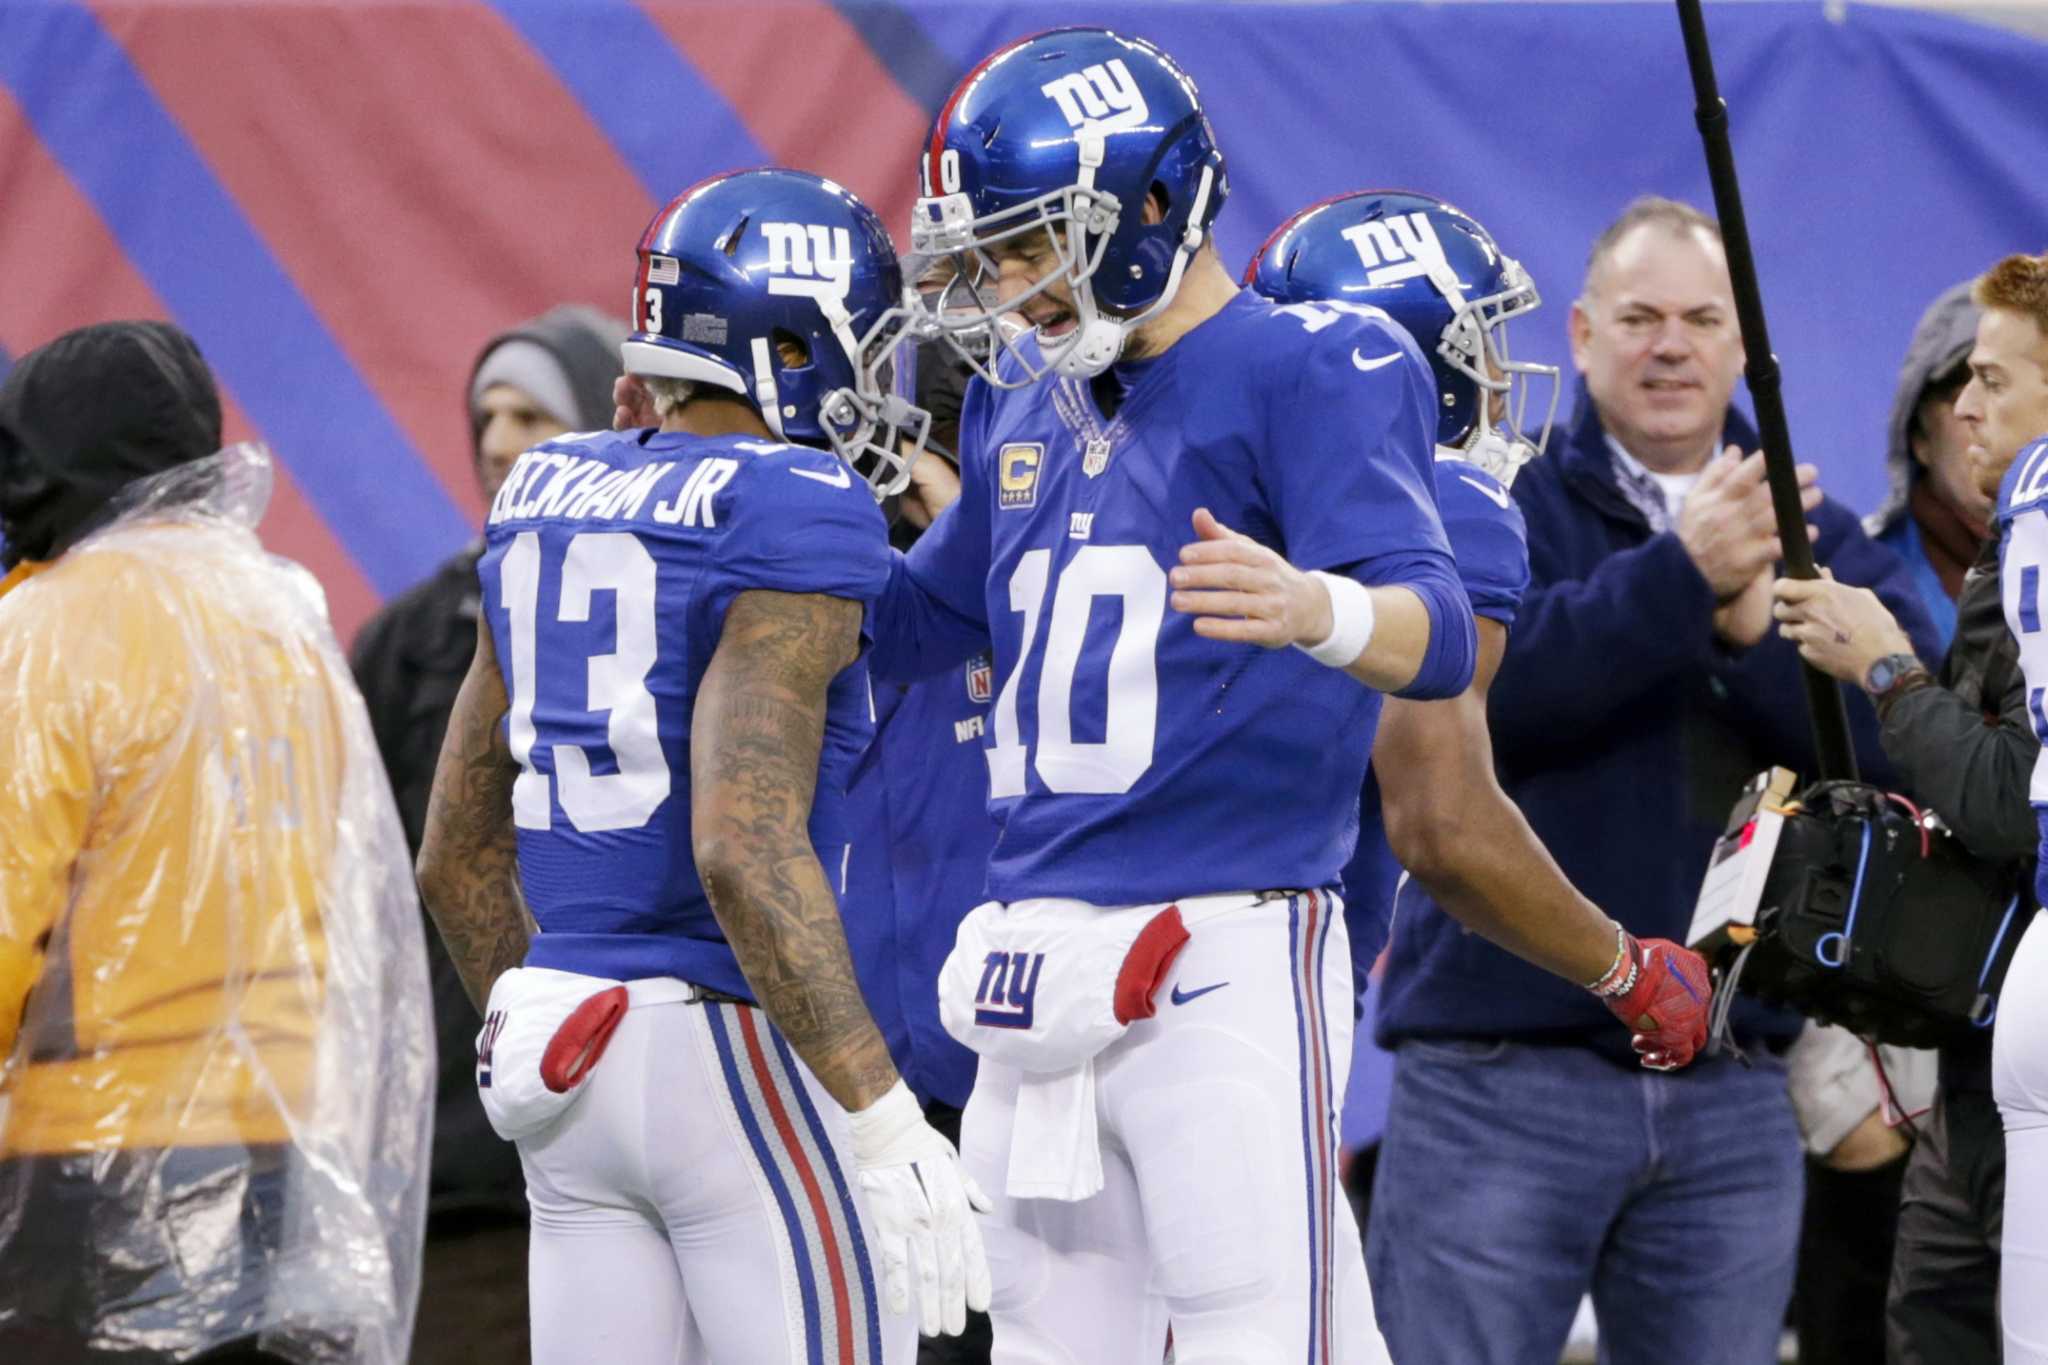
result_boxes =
[960,890,1390,1364]
[517,988,917,1364]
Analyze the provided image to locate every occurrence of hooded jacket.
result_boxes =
[1867,281,1984,648]
[462,304,627,454]
[350,303,625,1215]
[1869,282,1982,541]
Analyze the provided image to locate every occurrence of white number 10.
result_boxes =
[987,544,1165,798]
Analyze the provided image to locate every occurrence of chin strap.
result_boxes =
[751,337,786,440]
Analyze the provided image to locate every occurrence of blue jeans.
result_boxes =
[1366,1039,1803,1365]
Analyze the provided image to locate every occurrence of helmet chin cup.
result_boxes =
[1462,428,1536,490]
[1051,316,1124,379]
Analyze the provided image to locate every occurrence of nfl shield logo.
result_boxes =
[1082,437,1112,478]
[965,652,994,704]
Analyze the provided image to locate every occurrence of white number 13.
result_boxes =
[987,544,1165,798]
[500,530,672,833]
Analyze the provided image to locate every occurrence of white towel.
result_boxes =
[1007,1063,1104,1200]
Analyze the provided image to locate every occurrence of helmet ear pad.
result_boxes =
[762,326,837,445]
[1425,333,1484,448]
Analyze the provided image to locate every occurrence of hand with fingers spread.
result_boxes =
[847,1082,993,1337]
[1675,446,1822,599]
[1770,569,1922,686]
[1169,506,1334,649]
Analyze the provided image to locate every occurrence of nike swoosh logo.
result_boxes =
[1169,981,1229,1006]
[1351,348,1403,373]
[1457,475,1513,511]
[789,463,852,489]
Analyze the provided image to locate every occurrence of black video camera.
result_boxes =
[1690,770,2029,1049]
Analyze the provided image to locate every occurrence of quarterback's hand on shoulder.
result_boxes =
[613,374,657,430]
[847,1081,992,1337]
[1589,930,1711,1071]
[1170,508,1332,648]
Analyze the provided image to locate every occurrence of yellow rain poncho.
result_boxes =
[0,445,433,1364]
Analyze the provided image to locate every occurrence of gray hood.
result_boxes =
[1867,279,1979,538]
[465,304,629,453]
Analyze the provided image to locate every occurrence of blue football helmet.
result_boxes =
[911,28,1228,386]
[1246,190,1559,487]
[622,168,928,498]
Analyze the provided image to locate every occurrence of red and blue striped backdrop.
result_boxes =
[5,1,2044,643]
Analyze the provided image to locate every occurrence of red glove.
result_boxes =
[1590,931,1711,1071]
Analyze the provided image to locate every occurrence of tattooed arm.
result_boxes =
[416,612,532,1015]
[692,588,900,1112]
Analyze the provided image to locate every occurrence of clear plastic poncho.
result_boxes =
[0,445,433,1364]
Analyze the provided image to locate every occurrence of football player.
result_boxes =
[1245,189,1711,1064]
[874,28,1478,1364]
[415,168,988,1364]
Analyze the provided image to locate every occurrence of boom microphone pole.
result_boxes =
[1673,0,1858,782]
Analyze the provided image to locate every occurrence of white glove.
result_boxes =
[847,1080,993,1336]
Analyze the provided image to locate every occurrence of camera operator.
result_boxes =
[1771,251,2048,1364]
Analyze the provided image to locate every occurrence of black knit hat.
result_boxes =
[0,320,223,568]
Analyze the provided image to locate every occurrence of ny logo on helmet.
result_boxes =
[1039,58,1149,134]
[761,222,853,303]
[1342,213,1453,290]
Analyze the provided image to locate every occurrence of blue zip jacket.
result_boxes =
[1377,386,1942,1059]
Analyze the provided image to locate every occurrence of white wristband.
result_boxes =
[846,1079,924,1165]
[1294,570,1376,668]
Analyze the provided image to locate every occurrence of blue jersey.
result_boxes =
[1996,436,2048,909]
[873,289,1468,905]
[842,654,997,1109]
[1341,458,1530,1003]
[477,428,890,999]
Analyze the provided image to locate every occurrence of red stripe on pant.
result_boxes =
[735,1006,858,1365]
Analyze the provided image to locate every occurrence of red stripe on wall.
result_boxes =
[0,88,381,643]
[639,0,930,243]
[93,0,653,526]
